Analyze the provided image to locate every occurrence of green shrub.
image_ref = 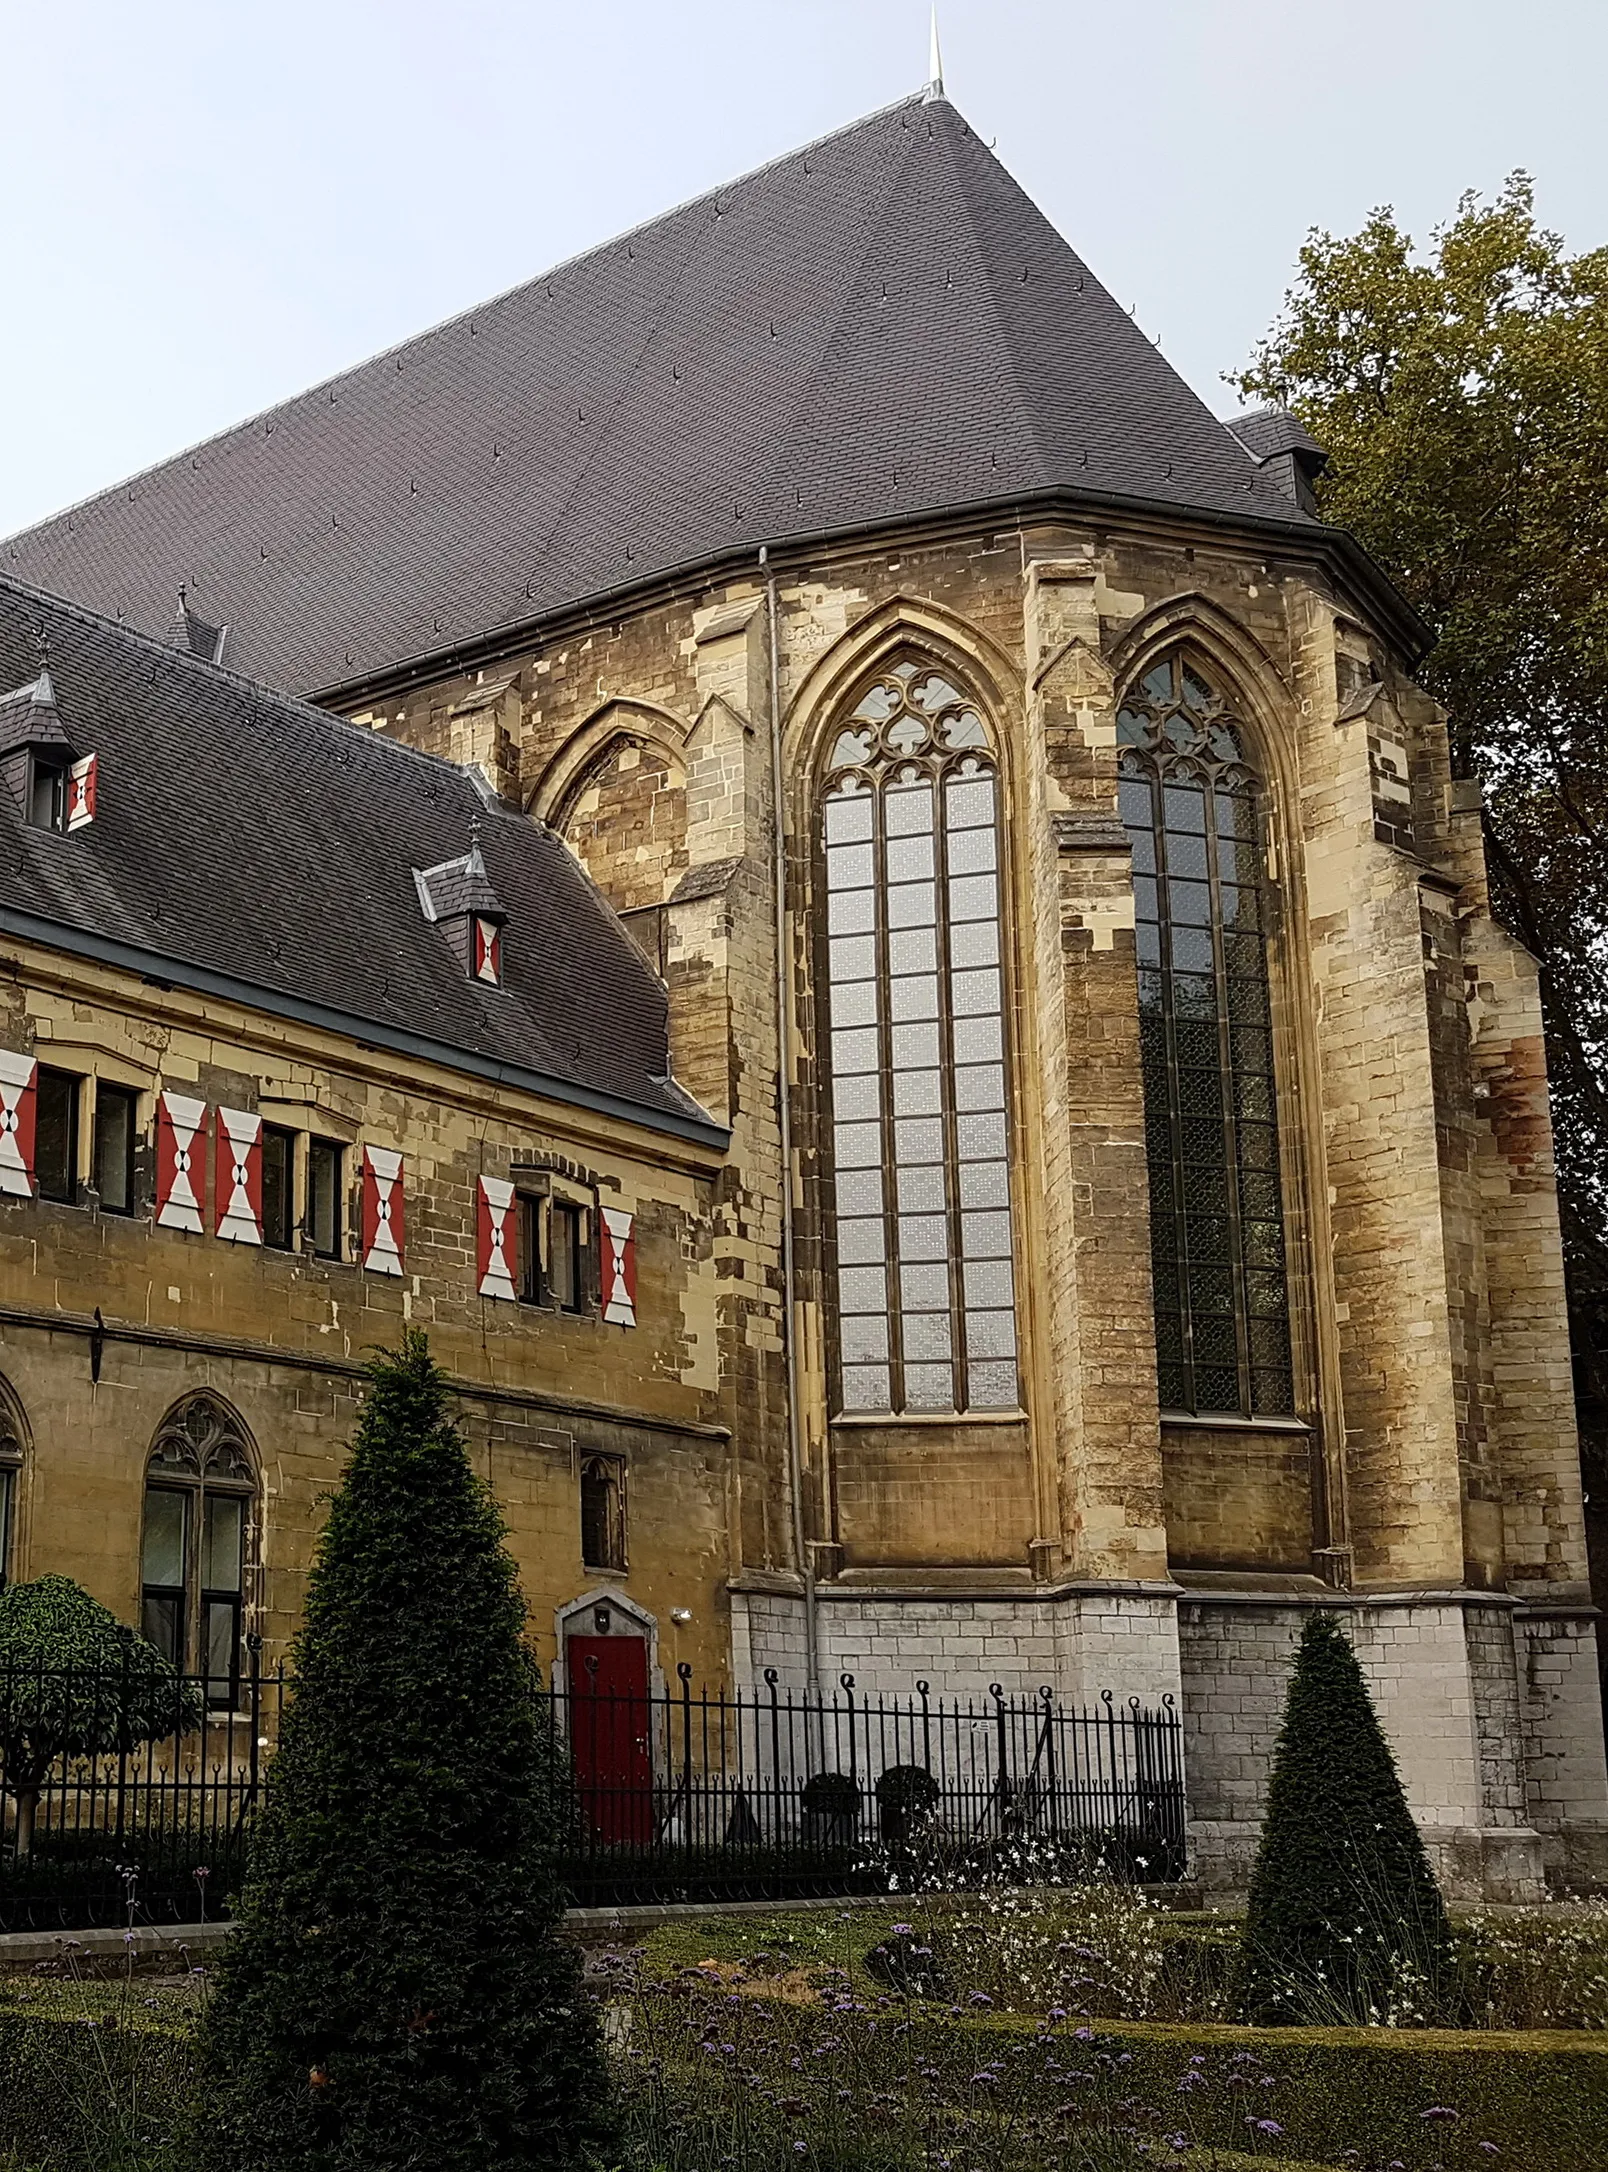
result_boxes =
[196,1332,610,2172]
[1245,1613,1454,2024]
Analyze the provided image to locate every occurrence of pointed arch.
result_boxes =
[0,1370,29,1586]
[525,698,692,826]
[1109,593,1298,805]
[142,1390,259,1698]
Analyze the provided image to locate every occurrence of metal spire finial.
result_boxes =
[924,6,944,99]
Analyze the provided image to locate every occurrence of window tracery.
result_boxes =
[1118,654,1294,1417]
[142,1393,257,1699]
[819,662,1017,1416]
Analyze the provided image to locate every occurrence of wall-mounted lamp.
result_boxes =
[593,1604,611,1635]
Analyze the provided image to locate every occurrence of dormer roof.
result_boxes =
[415,841,506,925]
[166,590,228,665]
[0,665,79,764]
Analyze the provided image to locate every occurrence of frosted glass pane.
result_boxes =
[833,1026,880,1075]
[833,1073,879,1122]
[896,1165,946,1213]
[885,833,935,883]
[963,1259,1015,1310]
[901,1263,950,1310]
[829,888,876,936]
[885,785,934,835]
[895,1117,944,1163]
[948,873,998,922]
[961,1208,1013,1258]
[891,1022,941,1071]
[949,919,1000,969]
[837,1169,883,1217]
[835,1121,883,1167]
[955,1064,1006,1112]
[892,1069,942,1115]
[945,778,995,828]
[951,968,1002,1016]
[837,1217,886,1265]
[887,928,937,975]
[945,824,997,875]
[838,1265,887,1311]
[965,1309,1018,1360]
[825,792,874,843]
[143,1488,187,1588]
[967,1360,1018,1410]
[203,1494,244,1592]
[886,882,936,929]
[952,1015,1003,1065]
[827,842,875,890]
[958,1160,1010,1210]
[898,1213,950,1261]
[830,935,876,982]
[903,1311,953,1361]
[957,1112,1007,1159]
[842,1364,892,1411]
[904,1363,955,1409]
[840,1314,889,1364]
[829,978,878,1029]
[889,975,939,1022]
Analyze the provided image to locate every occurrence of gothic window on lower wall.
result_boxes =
[1118,652,1295,1418]
[140,1394,258,1705]
[819,660,1019,1417]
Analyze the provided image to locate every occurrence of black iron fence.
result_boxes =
[0,1653,1185,1932]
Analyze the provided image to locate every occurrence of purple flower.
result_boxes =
[1252,2119,1284,2136]
[891,1923,913,1935]
[1420,2108,1460,2124]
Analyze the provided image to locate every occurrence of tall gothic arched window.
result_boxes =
[141,1393,258,1702]
[1118,654,1295,1417]
[819,661,1018,1416]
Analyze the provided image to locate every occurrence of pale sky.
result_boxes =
[2,0,1603,537]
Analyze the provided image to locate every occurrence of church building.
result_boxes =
[2,88,1603,1897]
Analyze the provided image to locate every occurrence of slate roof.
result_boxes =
[0,574,722,1143]
[1,94,1312,699]
[1226,407,1326,465]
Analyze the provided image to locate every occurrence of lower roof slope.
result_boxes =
[0,575,720,1143]
[2,95,1308,698]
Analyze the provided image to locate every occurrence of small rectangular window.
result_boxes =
[516,1191,543,1305]
[580,1456,626,1570]
[34,1067,80,1203]
[93,1084,137,1214]
[308,1138,343,1259]
[141,1486,188,1666]
[549,1200,585,1313]
[261,1126,295,1250]
[29,761,66,832]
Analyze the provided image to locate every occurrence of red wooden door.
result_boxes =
[567,1636,652,1844]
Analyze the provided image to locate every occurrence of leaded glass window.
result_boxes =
[1118,655,1294,1417]
[820,663,1018,1416]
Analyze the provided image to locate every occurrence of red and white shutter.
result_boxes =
[600,1205,637,1327]
[473,918,501,984]
[214,1106,263,1244]
[0,1051,38,1198]
[360,1146,404,1275]
[66,754,97,831]
[476,1176,516,1300]
[155,1092,207,1231]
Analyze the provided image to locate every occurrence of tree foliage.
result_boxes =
[1244,1612,1453,2024]
[197,1330,609,2172]
[1235,177,1608,1438]
[0,1573,200,1856]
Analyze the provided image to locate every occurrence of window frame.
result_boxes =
[548,1198,588,1315]
[260,1123,296,1251]
[27,757,67,833]
[140,1397,258,1707]
[579,1454,627,1572]
[307,1136,344,1259]
[33,1066,81,1204]
[92,1082,138,1215]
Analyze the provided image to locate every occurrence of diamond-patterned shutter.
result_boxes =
[473,918,502,984]
[600,1206,637,1326]
[476,1175,517,1299]
[359,1146,404,1275]
[155,1092,207,1231]
[66,754,97,831]
[214,1107,264,1244]
[0,1051,38,1198]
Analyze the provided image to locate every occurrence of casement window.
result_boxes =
[28,759,67,833]
[0,1406,21,1588]
[516,1191,544,1305]
[1118,653,1294,1418]
[818,661,1018,1416]
[33,1067,80,1204]
[549,1199,586,1313]
[580,1454,626,1571]
[308,1138,344,1259]
[92,1084,137,1214]
[261,1125,296,1250]
[140,1394,256,1703]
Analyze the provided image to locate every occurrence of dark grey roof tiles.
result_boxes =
[417,843,505,924]
[0,667,78,762]
[2,96,1315,697]
[0,575,719,1140]
[1226,406,1325,465]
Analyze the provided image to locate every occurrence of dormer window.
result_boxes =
[1,664,93,833]
[414,836,509,987]
[29,758,67,833]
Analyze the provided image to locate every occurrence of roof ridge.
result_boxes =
[2,92,931,550]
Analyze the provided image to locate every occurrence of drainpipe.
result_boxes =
[761,544,820,1697]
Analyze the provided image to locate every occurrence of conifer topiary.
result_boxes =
[197,1330,609,2172]
[1244,1610,1455,2025]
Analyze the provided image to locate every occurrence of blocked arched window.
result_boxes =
[1118,653,1294,1417]
[0,1376,26,1587]
[818,661,1018,1416]
[141,1393,258,1700]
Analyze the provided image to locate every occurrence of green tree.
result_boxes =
[0,1573,199,1859]
[1235,178,1608,1473]
[197,1331,608,2172]
[1244,1612,1453,2023]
